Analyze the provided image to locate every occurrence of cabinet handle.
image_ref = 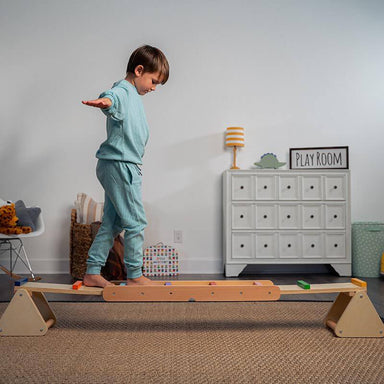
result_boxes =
[287,185,291,189]
[264,185,268,189]
[334,185,338,189]
[240,244,244,248]
[288,244,291,248]
[334,244,338,248]
[264,244,268,248]
[240,215,244,219]
[263,215,268,219]
[334,214,338,219]
[310,186,314,190]
[310,215,314,219]
[240,186,244,190]
[287,215,291,219]
[311,244,315,248]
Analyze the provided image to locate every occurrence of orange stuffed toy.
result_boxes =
[0,204,32,235]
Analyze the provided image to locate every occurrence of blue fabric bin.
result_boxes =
[352,222,384,277]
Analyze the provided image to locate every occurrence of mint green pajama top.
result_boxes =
[96,79,149,164]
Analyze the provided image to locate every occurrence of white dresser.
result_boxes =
[223,169,351,277]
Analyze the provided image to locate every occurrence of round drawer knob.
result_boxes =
[263,185,268,189]
[334,244,338,248]
[263,215,268,219]
[240,186,244,190]
[287,215,291,219]
[310,186,314,190]
[334,186,338,189]
[287,185,291,190]
[311,244,315,248]
[240,244,244,248]
[288,244,292,248]
[240,215,244,219]
[264,244,268,248]
[310,215,314,219]
[334,214,338,219]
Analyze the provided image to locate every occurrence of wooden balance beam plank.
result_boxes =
[103,280,277,302]
[278,283,366,295]
[145,280,275,286]
[103,284,280,302]
[14,282,103,296]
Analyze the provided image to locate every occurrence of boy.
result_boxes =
[82,45,169,287]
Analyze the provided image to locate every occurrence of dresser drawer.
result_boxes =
[325,204,345,229]
[302,204,323,229]
[325,175,346,200]
[279,233,301,258]
[278,176,299,200]
[232,204,253,229]
[255,233,276,258]
[232,175,253,200]
[232,233,253,258]
[302,176,322,200]
[255,204,277,229]
[325,233,346,258]
[302,233,324,258]
[255,175,276,200]
[278,205,300,229]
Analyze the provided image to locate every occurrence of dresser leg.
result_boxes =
[225,264,246,277]
[331,263,352,276]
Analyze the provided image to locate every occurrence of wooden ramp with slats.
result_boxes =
[0,279,382,338]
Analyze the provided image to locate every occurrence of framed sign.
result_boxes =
[289,146,349,170]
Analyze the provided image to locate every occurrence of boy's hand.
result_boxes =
[82,97,112,109]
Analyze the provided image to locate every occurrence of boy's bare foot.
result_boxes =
[126,275,158,285]
[83,274,114,288]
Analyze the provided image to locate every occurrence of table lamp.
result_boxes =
[225,127,244,169]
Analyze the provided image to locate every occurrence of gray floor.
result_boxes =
[1,271,383,319]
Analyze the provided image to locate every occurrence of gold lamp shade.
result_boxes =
[225,127,244,169]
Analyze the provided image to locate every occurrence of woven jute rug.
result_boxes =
[0,301,383,384]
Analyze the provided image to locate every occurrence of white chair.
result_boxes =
[0,210,44,280]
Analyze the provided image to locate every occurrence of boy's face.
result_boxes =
[134,66,162,95]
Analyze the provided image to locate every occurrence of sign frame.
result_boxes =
[289,146,349,170]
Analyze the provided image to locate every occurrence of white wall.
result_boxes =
[1,0,383,273]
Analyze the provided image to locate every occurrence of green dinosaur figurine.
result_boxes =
[254,153,286,169]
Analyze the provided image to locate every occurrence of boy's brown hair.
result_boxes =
[127,45,169,84]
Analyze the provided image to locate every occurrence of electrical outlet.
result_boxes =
[174,230,183,243]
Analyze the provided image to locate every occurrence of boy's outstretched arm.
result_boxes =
[82,97,112,109]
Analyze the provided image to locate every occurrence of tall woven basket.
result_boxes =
[70,209,93,280]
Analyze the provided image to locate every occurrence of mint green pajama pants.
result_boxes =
[86,159,147,279]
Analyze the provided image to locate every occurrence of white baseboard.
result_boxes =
[10,258,224,275]
[10,259,71,275]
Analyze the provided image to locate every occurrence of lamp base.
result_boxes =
[230,166,240,170]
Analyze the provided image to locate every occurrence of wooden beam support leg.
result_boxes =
[0,289,56,336]
[325,291,384,338]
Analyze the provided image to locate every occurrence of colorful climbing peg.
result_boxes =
[209,282,217,285]
[351,278,367,288]
[253,281,262,286]
[72,281,82,290]
[297,280,310,290]
[14,277,28,286]
[120,282,127,286]
[164,282,172,286]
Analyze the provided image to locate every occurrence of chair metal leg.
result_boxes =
[1,239,36,280]
[20,242,35,279]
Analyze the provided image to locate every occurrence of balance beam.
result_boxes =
[0,279,382,338]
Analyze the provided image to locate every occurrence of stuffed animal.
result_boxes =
[0,203,32,235]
